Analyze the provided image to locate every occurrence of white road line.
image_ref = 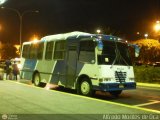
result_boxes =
[134,100,160,107]
[137,86,160,91]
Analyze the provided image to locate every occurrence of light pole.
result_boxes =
[1,7,39,51]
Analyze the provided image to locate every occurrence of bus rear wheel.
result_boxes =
[109,90,122,97]
[77,78,94,96]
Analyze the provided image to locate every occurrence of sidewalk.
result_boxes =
[137,82,160,88]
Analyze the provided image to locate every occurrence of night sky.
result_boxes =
[0,0,160,44]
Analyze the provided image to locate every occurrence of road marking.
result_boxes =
[137,82,160,88]
[8,80,160,114]
[137,86,160,91]
[135,100,160,107]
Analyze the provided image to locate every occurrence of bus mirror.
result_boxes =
[134,45,140,57]
[128,44,140,58]
[97,40,103,51]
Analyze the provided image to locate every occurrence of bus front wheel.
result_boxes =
[77,78,94,96]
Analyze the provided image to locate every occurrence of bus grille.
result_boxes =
[115,71,126,83]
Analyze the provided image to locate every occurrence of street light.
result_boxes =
[1,7,39,51]
[96,29,101,34]
[144,33,148,39]
[154,21,160,32]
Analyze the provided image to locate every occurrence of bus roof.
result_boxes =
[41,31,92,42]
[22,31,123,45]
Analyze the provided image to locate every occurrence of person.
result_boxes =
[5,59,12,80]
[12,61,19,80]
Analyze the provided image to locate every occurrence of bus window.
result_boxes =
[22,44,30,58]
[29,43,38,59]
[54,41,66,60]
[37,42,44,60]
[45,41,54,60]
[79,40,95,63]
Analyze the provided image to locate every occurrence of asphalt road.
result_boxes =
[0,80,159,120]
[94,85,160,112]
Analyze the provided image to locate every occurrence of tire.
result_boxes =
[109,90,122,97]
[77,78,94,96]
[33,73,46,87]
[33,73,41,87]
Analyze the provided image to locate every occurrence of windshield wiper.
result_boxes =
[110,42,130,68]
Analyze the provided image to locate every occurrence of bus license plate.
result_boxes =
[119,84,124,88]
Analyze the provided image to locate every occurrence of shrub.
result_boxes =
[134,66,160,84]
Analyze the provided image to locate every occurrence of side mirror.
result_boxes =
[128,44,140,58]
[97,40,103,51]
[134,45,140,57]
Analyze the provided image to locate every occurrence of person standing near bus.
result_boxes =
[12,61,19,80]
[5,59,12,79]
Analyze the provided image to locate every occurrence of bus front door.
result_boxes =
[66,45,77,88]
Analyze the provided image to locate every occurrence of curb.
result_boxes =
[137,82,160,88]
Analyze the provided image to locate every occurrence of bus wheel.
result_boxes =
[109,90,122,97]
[78,78,93,96]
[33,73,41,87]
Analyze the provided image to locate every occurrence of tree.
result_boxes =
[131,39,160,64]
[1,43,19,59]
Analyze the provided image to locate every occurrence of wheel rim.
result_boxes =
[81,81,90,95]
[34,74,40,86]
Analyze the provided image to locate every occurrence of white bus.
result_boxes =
[20,31,139,96]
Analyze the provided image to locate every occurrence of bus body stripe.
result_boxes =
[50,61,66,84]
[22,59,37,80]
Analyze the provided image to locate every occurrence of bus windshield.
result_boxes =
[97,40,132,66]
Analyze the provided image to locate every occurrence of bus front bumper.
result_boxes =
[93,82,136,92]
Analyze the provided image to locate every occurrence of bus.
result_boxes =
[20,31,139,96]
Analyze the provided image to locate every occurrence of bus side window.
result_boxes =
[29,43,38,59]
[54,41,66,60]
[79,40,95,63]
[22,44,30,59]
[45,41,54,60]
[37,42,44,60]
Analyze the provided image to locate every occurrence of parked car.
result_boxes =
[153,62,160,67]
[134,61,143,66]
